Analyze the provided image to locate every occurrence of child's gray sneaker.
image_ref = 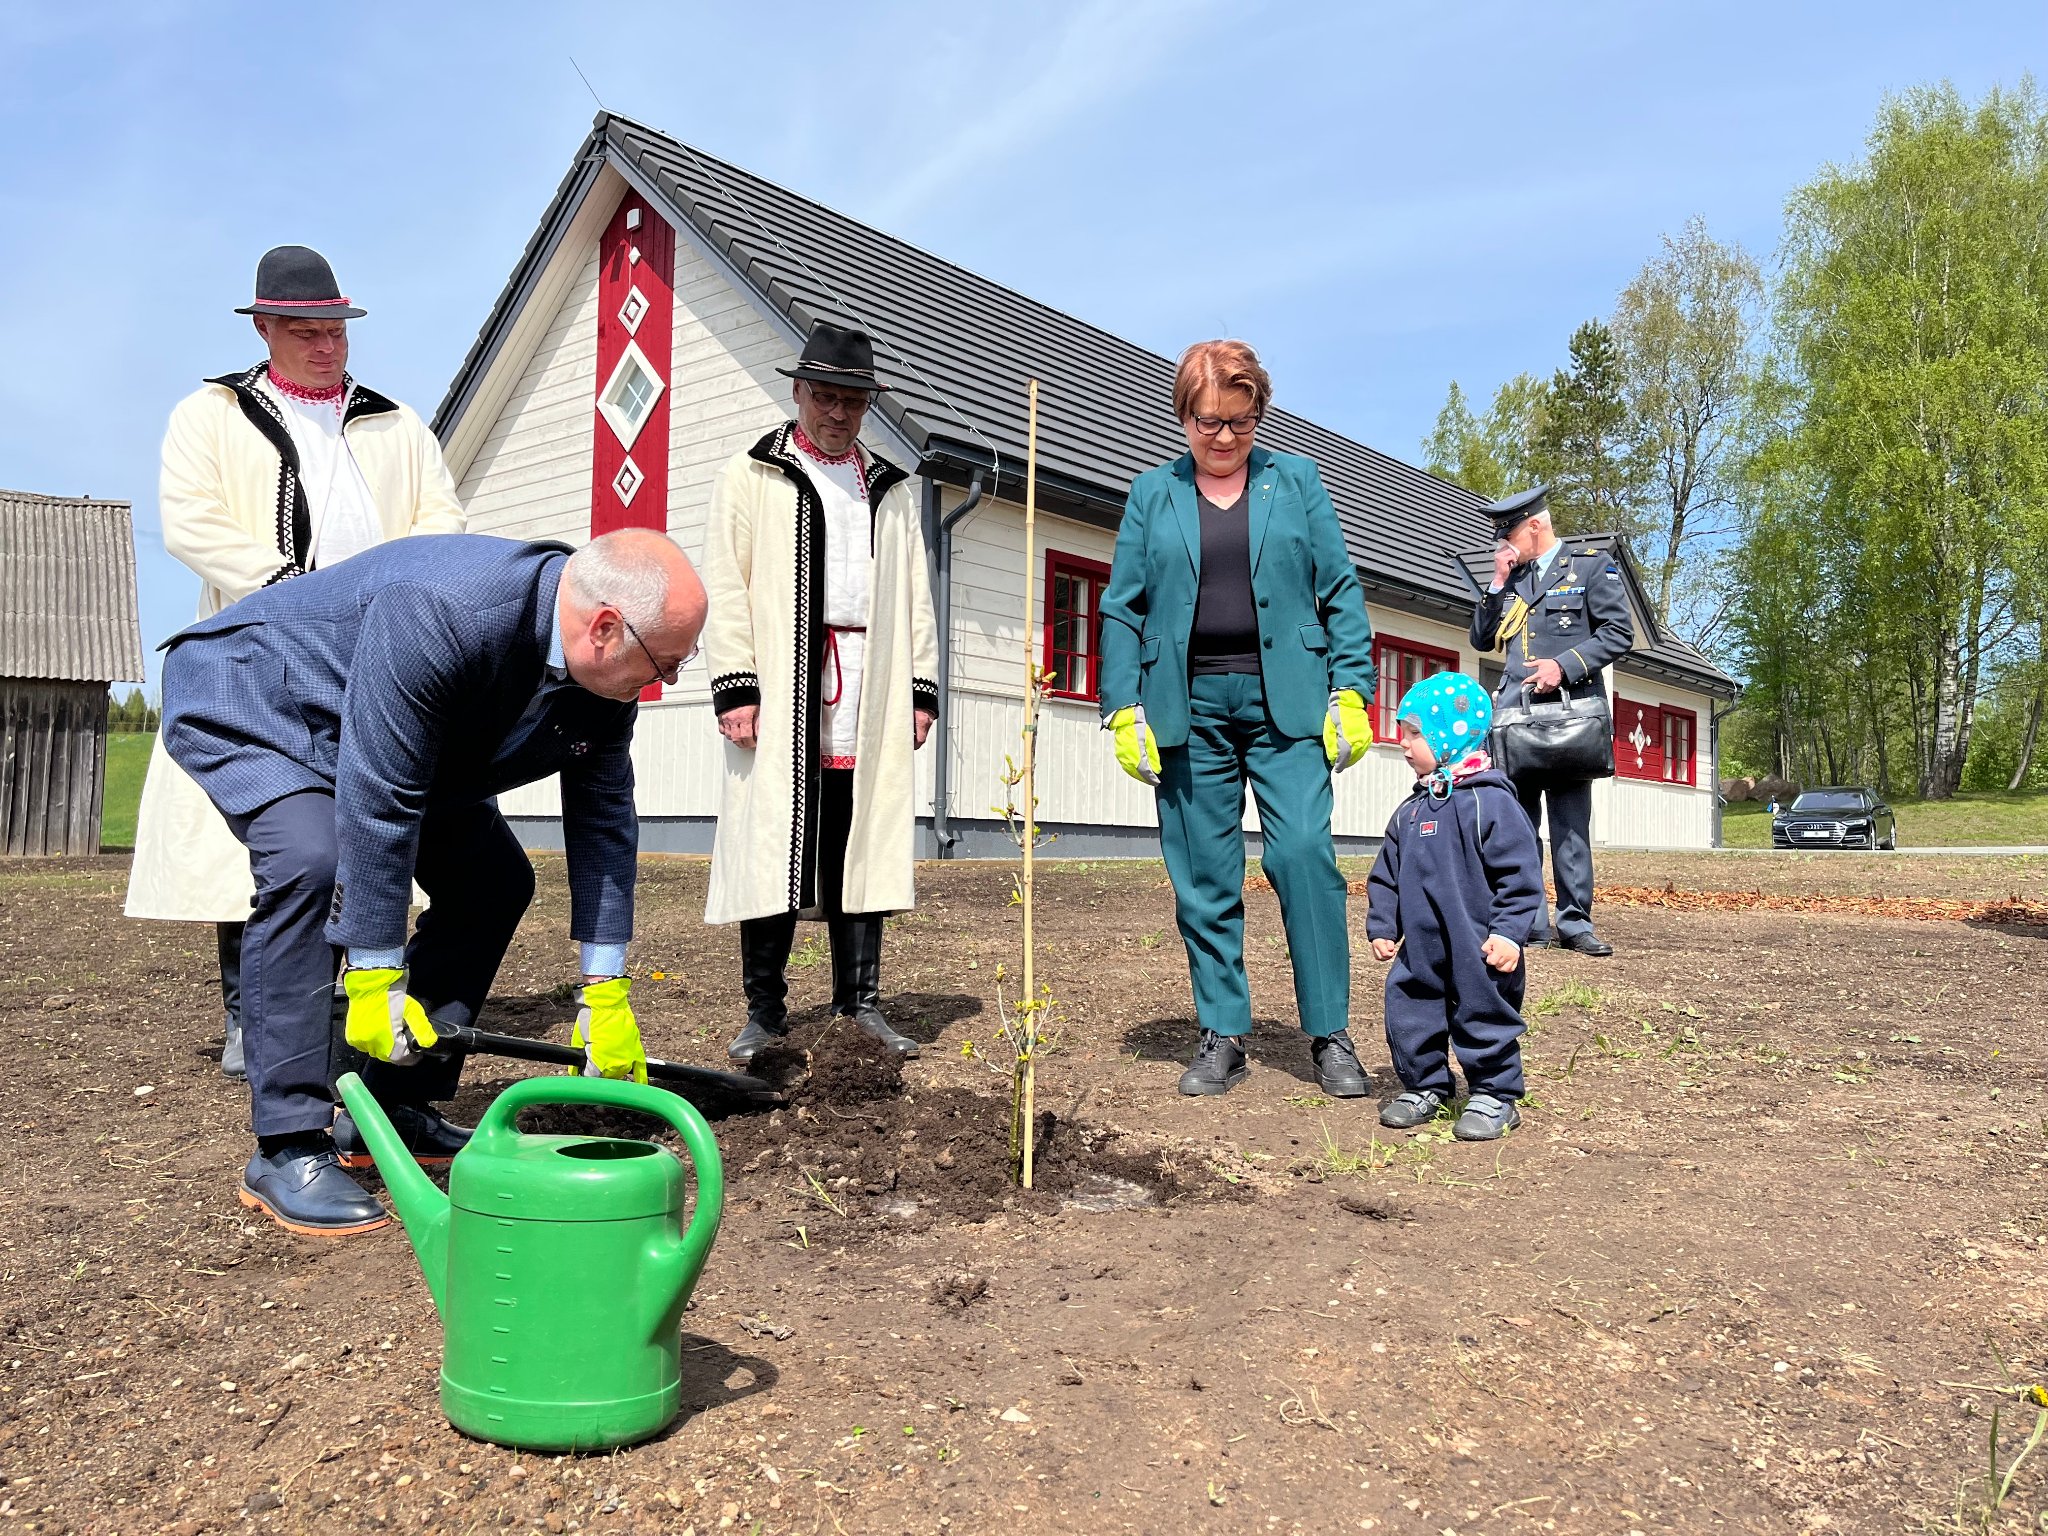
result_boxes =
[1378,1088,1444,1129]
[1454,1092,1520,1141]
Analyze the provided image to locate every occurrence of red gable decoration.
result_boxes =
[590,195,676,698]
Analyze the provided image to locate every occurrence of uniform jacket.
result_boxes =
[700,424,939,924]
[161,536,637,952]
[125,363,465,922]
[1098,447,1375,747]
[1365,768,1545,952]
[1468,538,1634,705]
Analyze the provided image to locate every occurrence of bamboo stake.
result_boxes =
[1019,378,1040,1189]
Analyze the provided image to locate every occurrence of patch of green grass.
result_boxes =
[100,732,153,850]
[1531,980,1603,1017]
[788,935,829,970]
[1721,790,2048,849]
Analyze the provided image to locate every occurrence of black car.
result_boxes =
[1770,787,1898,850]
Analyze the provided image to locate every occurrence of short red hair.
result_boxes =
[1172,339,1272,421]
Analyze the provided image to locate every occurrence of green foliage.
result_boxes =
[1533,320,1640,540]
[1612,216,1763,643]
[106,686,159,734]
[1434,225,1759,659]
[1739,81,2048,800]
[1423,374,1551,502]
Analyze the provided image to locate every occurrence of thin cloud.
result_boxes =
[867,0,1224,226]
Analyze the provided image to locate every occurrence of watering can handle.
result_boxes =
[472,1076,725,1252]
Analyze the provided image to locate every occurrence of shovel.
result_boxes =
[428,1022,785,1111]
[327,991,784,1113]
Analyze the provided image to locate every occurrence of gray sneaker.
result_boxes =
[221,1014,247,1080]
[1454,1093,1520,1141]
[1378,1088,1444,1129]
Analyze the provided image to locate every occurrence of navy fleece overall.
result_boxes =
[1365,768,1544,1099]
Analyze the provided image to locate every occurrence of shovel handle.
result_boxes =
[429,1022,782,1105]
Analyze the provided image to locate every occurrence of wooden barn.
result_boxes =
[434,112,1736,857]
[0,490,144,856]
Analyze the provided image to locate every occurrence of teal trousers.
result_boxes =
[1155,672,1351,1038]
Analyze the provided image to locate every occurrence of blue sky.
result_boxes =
[4,0,2042,683]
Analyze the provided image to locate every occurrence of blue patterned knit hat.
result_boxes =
[1394,671,1492,767]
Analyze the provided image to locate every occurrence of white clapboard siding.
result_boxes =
[1598,778,1713,849]
[662,233,808,558]
[456,254,600,540]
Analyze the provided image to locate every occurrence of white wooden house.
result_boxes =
[434,113,1736,858]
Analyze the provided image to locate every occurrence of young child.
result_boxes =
[1365,672,1545,1141]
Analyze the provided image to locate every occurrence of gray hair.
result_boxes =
[563,530,672,633]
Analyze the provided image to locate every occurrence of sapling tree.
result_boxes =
[989,381,1061,1186]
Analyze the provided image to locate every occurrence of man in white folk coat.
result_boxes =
[703,321,939,1063]
[124,246,465,1076]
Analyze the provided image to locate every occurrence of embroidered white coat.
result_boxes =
[124,365,465,922]
[702,424,939,924]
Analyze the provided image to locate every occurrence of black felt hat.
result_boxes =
[777,320,890,392]
[1484,485,1549,538]
[234,245,366,320]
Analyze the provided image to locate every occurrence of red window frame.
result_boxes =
[1661,703,1697,786]
[1372,635,1461,742]
[1042,550,1112,702]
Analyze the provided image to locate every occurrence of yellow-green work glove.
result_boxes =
[1108,705,1161,786]
[342,966,439,1065]
[571,977,647,1083]
[1323,688,1369,772]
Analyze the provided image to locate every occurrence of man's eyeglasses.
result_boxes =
[1190,412,1260,438]
[617,612,697,685]
[804,383,873,417]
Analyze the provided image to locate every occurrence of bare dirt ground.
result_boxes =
[2,849,2046,1536]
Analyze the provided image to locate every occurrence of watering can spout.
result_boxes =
[336,1072,450,1313]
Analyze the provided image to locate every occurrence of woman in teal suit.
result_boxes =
[1098,340,1377,1098]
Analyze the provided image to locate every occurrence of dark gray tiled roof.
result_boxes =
[439,112,1734,696]
[0,490,144,684]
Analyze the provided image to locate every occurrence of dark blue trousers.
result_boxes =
[1516,777,1595,941]
[1383,941,1527,1099]
[227,790,536,1138]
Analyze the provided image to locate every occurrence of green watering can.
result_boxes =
[335,1071,724,1453]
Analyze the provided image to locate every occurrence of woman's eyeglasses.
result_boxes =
[1190,413,1260,438]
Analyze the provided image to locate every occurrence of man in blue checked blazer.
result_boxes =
[163,530,707,1236]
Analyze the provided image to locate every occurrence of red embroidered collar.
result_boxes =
[792,423,862,468]
[267,368,346,405]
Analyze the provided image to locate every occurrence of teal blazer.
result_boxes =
[1098,447,1376,747]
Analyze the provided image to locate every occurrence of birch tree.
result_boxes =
[1772,82,2048,798]
[1612,218,1762,645]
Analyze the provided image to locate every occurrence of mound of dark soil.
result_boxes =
[507,1015,1208,1227]
[747,1015,904,1105]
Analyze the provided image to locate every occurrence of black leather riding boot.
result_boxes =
[730,913,798,1063]
[827,914,919,1057]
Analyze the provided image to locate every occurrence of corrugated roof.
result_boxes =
[438,113,1734,697]
[0,490,145,684]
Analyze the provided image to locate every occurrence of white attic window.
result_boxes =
[597,339,665,449]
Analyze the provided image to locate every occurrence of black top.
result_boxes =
[1190,489,1260,676]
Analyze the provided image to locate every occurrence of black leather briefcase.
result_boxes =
[1491,692,1616,783]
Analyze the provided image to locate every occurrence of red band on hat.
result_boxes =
[255,296,354,307]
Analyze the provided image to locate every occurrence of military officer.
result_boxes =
[1468,486,1634,956]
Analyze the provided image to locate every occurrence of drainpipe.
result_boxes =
[927,469,988,858]
[1709,693,1742,848]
